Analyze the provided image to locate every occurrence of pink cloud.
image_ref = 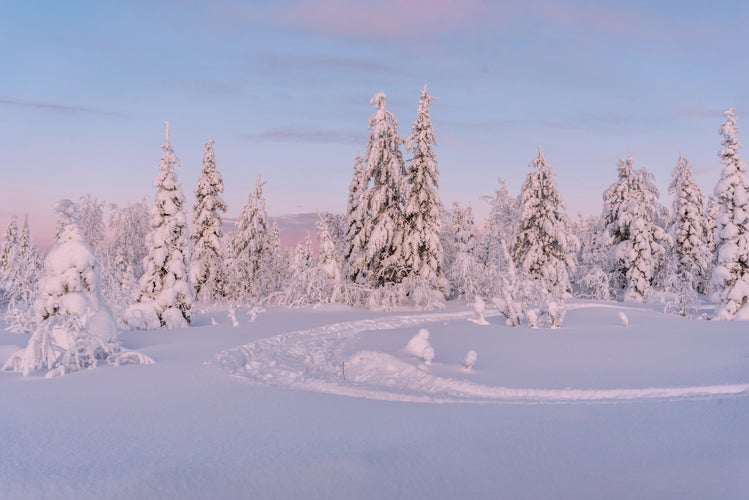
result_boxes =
[271,0,493,39]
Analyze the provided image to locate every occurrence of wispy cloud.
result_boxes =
[0,97,128,117]
[243,127,360,144]
[266,0,492,40]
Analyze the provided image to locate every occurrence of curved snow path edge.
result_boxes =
[216,310,749,405]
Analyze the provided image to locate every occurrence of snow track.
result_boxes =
[216,311,749,404]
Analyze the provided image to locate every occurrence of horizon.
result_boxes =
[2,1,748,248]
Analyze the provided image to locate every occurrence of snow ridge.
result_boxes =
[217,311,749,404]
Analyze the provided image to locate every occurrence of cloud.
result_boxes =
[243,127,361,144]
[267,0,492,40]
[0,97,128,117]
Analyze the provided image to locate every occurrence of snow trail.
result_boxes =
[216,311,749,404]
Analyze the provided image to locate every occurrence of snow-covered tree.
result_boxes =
[2,215,43,333]
[0,214,20,301]
[4,200,153,377]
[511,147,577,297]
[712,108,749,320]
[226,175,278,303]
[447,202,483,301]
[479,177,519,266]
[602,157,670,302]
[344,155,368,283]
[348,92,409,287]
[403,85,446,295]
[125,122,193,329]
[190,139,227,302]
[572,213,611,300]
[668,154,712,294]
[77,194,106,250]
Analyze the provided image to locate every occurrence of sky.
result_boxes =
[2,0,749,247]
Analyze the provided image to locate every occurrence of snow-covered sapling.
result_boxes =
[422,345,435,366]
[468,296,490,325]
[526,309,539,328]
[463,350,478,371]
[405,328,432,357]
[618,311,629,327]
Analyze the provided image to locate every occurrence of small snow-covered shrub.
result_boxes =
[526,309,539,328]
[422,345,435,365]
[618,311,629,327]
[468,296,490,325]
[463,350,477,371]
[405,328,431,358]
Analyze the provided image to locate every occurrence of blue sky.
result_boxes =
[2,0,748,245]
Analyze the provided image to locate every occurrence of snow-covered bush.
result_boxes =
[618,312,629,327]
[463,350,477,371]
[468,296,489,325]
[405,328,432,357]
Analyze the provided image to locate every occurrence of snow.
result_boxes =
[2,300,749,498]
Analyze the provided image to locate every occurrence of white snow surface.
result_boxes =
[2,300,749,498]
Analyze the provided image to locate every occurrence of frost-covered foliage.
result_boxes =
[479,177,519,266]
[3,200,153,377]
[463,350,477,371]
[226,176,280,303]
[602,157,670,302]
[98,200,149,324]
[346,92,408,287]
[447,202,483,302]
[77,194,106,250]
[468,296,490,325]
[276,234,339,308]
[511,147,577,297]
[125,123,193,329]
[191,139,228,302]
[712,108,749,320]
[572,214,611,300]
[1,215,43,333]
[668,154,712,294]
[403,85,446,296]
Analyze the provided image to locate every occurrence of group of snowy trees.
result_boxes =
[3,99,749,368]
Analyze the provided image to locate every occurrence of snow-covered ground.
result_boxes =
[2,300,748,499]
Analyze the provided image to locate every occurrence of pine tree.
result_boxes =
[403,85,446,295]
[191,139,228,302]
[712,108,749,320]
[126,122,193,329]
[348,92,409,287]
[602,157,670,302]
[511,147,577,296]
[668,154,712,294]
[344,155,368,283]
[227,175,275,303]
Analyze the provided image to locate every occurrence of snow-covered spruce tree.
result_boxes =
[190,139,228,302]
[668,154,712,294]
[2,215,44,333]
[125,122,193,329]
[3,200,153,377]
[403,85,447,298]
[511,147,577,297]
[350,92,409,288]
[344,155,369,284]
[0,214,20,301]
[712,108,749,320]
[226,175,276,303]
[602,157,670,302]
